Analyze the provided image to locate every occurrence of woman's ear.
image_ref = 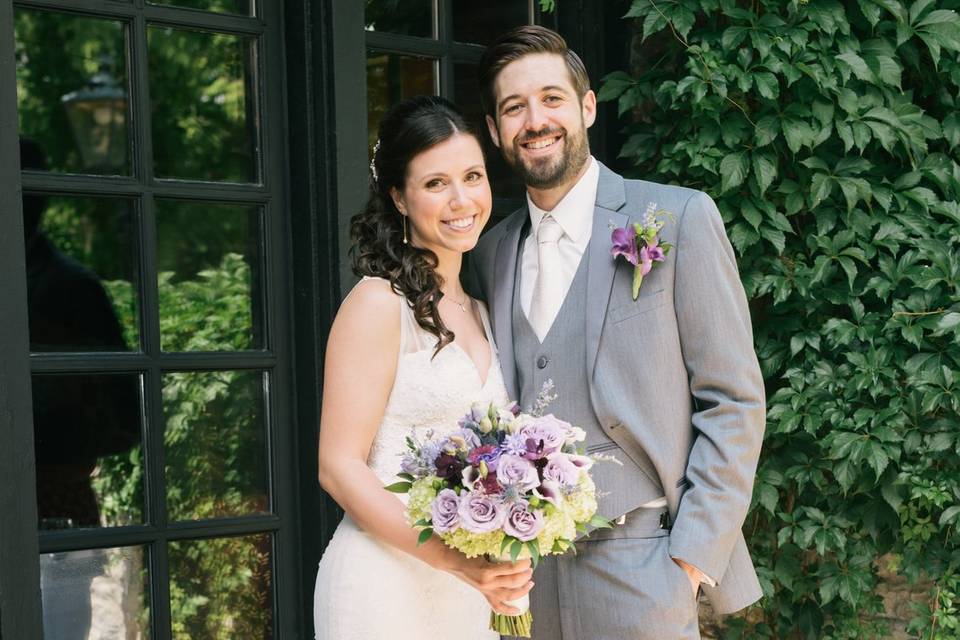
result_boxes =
[389,187,406,215]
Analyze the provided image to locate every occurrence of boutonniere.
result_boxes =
[610,202,673,299]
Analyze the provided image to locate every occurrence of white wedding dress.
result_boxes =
[313,278,507,640]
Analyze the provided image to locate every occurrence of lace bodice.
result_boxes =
[357,278,510,486]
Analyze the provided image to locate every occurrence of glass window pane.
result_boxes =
[33,373,144,530]
[148,0,252,16]
[365,0,433,38]
[454,63,526,201]
[453,0,529,45]
[14,10,131,176]
[155,200,263,352]
[367,51,435,153]
[163,370,268,521]
[22,188,140,353]
[148,27,259,183]
[169,534,272,639]
[41,546,150,640]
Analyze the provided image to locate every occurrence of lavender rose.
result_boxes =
[430,489,461,533]
[543,453,582,487]
[497,454,540,492]
[518,415,567,460]
[458,494,506,533]
[504,500,545,541]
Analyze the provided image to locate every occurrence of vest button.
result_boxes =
[537,356,549,369]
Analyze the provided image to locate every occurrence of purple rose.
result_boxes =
[458,494,506,533]
[504,500,545,542]
[518,416,567,460]
[543,453,582,487]
[497,454,540,492]
[611,227,639,266]
[430,489,461,533]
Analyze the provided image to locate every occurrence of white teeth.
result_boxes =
[525,137,558,150]
[446,216,475,229]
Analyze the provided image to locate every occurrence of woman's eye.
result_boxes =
[426,179,444,189]
[465,172,484,183]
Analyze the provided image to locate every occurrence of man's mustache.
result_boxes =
[516,127,565,146]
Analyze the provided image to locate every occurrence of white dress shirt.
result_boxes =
[520,157,599,320]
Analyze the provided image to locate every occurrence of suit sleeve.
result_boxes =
[667,191,766,582]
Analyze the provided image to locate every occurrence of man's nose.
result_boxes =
[524,101,549,132]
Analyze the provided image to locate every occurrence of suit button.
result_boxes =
[537,356,549,369]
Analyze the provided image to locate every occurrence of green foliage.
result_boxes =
[97,254,269,638]
[603,1,960,637]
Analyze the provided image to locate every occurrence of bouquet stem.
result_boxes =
[488,553,533,638]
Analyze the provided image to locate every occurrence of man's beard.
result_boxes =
[501,122,590,190]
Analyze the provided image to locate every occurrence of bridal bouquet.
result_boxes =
[386,387,611,637]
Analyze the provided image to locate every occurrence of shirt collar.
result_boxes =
[527,156,599,245]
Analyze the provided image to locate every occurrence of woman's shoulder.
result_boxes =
[335,277,403,334]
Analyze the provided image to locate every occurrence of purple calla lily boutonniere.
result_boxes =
[611,202,673,299]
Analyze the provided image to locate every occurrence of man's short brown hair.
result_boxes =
[478,25,590,120]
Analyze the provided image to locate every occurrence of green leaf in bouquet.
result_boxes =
[384,481,413,493]
[589,514,613,529]
[412,518,431,528]
[417,528,434,546]
[510,539,524,562]
[500,535,516,556]
[527,540,541,569]
[396,472,415,482]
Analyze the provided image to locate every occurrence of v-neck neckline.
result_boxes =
[448,300,495,388]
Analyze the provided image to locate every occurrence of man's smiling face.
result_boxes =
[486,52,596,190]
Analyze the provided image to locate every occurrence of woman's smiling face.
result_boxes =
[391,132,492,257]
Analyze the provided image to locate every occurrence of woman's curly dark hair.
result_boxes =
[350,95,482,355]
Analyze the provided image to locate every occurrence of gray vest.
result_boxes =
[512,239,657,519]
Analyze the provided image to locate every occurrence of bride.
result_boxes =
[313,96,534,639]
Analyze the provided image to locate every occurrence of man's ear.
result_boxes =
[582,89,597,129]
[389,186,406,214]
[485,114,502,149]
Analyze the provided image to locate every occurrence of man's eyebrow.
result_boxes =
[497,85,571,112]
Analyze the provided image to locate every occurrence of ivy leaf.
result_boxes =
[836,52,875,82]
[754,72,780,99]
[598,71,634,102]
[752,152,778,195]
[720,151,749,192]
[755,115,780,147]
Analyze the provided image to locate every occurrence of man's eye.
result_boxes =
[504,104,522,115]
[545,95,562,103]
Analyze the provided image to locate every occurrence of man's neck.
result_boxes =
[526,156,591,212]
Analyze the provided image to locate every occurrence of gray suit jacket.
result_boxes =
[465,163,766,614]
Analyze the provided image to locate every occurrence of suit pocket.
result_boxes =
[608,288,668,325]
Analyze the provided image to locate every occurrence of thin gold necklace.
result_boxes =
[445,292,469,313]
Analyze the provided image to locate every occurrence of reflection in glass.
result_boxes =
[454,64,526,202]
[14,9,130,175]
[365,0,433,38]
[22,145,139,352]
[155,201,263,352]
[169,534,272,639]
[453,0,529,45]
[163,370,268,521]
[32,373,143,530]
[149,0,251,16]
[41,546,150,640]
[367,51,435,153]
[148,27,258,182]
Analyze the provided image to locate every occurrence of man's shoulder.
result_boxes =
[475,207,526,257]
[620,176,705,213]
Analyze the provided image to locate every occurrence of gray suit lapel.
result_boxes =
[585,164,628,377]
[492,209,527,399]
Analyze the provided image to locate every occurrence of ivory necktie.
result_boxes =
[529,214,565,341]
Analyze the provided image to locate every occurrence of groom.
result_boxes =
[466,26,766,639]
